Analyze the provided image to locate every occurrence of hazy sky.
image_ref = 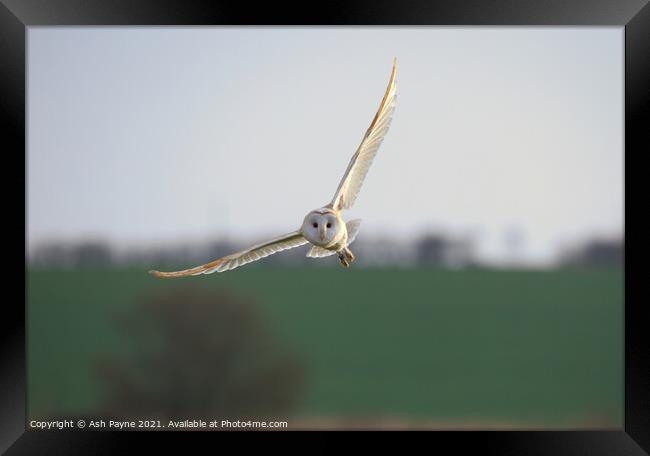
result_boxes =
[27,27,623,265]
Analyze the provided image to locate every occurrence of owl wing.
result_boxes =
[149,231,308,278]
[306,245,336,258]
[345,219,362,245]
[330,59,397,212]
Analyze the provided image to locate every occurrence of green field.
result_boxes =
[27,267,623,428]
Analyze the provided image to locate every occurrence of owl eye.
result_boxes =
[326,222,332,228]
[312,222,318,228]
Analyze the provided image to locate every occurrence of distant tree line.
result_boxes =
[558,238,623,268]
[27,235,623,269]
[29,241,114,268]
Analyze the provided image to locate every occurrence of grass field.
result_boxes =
[27,266,623,428]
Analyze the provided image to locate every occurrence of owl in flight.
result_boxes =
[149,59,397,278]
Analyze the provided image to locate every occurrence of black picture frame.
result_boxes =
[2,0,647,452]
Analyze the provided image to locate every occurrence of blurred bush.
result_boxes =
[93,287,305,422]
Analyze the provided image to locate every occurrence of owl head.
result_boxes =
[301,208,340,246]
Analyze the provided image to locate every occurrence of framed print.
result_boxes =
[2,0,648,453]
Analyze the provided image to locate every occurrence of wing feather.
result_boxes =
[149,231,308,278]
[331,59,397,211]
[345,219,362,245]
[306,245,336,258]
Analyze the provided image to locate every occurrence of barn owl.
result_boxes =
[149,59,397,278]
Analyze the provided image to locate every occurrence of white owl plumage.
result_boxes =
[149,59,397,278]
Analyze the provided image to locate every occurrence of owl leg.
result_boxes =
[337,247,355,268]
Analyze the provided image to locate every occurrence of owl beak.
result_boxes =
[319,227,325,241]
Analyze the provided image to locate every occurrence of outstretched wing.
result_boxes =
[330,59,397,212]
[149,231,308,278]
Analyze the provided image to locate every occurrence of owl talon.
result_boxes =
[338,248,355,268]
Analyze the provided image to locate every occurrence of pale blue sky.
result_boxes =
[27,27,623,265]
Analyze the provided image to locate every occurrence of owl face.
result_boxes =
[302,209,340,246]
